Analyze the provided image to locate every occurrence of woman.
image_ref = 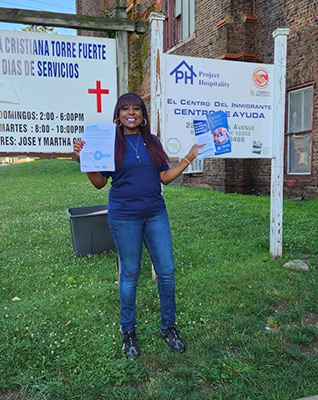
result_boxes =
[74,93,203,359]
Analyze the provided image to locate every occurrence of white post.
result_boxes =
[115,0,128,95]
[150,12,165,282]
[150,12,165,139]
[270,28,289,259]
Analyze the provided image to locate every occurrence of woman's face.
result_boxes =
[119,104,143,135]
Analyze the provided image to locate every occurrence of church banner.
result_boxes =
[162,54,274,158]
[0,30,117,153]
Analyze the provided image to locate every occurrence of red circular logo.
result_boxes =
[252,68,269,89]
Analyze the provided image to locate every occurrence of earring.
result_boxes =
[140,118,147,126]
[115,119,122,127]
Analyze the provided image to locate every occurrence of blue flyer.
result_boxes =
[193,119,216,159]
[206,111,232,155]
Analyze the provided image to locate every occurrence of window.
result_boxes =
[163,0,195,51]
[285,86,313,175]
[183,158,204,174]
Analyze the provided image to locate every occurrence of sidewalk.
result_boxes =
[295,396,318,400]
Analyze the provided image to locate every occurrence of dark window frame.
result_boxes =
[162,0,195,52]
[284,83,314,177]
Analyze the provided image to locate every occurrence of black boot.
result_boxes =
[159,326,186,352]
[122,330,140,359]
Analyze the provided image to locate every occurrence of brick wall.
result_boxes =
[76,0,113,37]
[169,0,261,194]
[76,0,318,197]
[168,0,318,197]
[253,0,318,197]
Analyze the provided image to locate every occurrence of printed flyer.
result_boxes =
[193,111,232,158]
[193,119,216,159]
[80,123,115,172]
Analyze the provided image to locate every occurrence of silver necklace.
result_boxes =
[126,134,141,162]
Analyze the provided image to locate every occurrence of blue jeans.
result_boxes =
[108,209,176,333]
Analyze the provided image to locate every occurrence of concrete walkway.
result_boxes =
[295,396,318,400]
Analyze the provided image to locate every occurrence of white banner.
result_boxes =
[0,30,117,153]
[163,54,274,158]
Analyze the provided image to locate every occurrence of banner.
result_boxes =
[0,30,117,153]
[163,54,274,158]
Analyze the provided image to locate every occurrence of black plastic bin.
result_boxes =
[67,204,116,257]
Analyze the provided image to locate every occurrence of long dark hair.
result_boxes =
[113,93,169,166]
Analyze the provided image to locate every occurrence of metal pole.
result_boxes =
[270,28,289,259]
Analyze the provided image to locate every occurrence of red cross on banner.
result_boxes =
[88,81,109,113]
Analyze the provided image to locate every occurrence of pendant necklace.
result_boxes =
[126,133,141,162]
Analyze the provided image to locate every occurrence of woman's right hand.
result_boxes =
[73,140,85,158]
[73,139,107,189]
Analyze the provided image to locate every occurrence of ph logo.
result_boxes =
[170,60,197,85]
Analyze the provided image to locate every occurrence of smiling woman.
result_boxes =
[73,92,204,359]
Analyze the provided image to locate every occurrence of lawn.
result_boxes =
[0,159,318,400]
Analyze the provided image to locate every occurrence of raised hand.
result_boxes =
[185,143,205,162]
[73,140,85,158]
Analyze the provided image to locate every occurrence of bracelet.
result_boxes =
[183,157,191,165]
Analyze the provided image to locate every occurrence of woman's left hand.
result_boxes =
[160,144,205,185]
[185,144,205,162]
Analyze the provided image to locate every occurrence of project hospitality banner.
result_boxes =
[163,54,274,158]
[0,30,117,153]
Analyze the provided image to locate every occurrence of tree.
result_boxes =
[22,25,57,33]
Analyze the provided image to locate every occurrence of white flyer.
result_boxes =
[80,123,116,172]
[193,119,216,159]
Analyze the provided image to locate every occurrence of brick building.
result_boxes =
[76,0,318,198]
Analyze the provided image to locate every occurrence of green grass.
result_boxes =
[1,159,318,400]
